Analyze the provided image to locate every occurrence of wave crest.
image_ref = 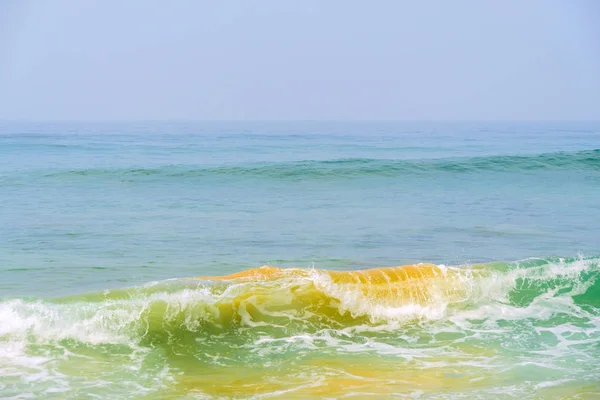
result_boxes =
[1,257,598,349]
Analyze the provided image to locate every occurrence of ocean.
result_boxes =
[0,121,599,399]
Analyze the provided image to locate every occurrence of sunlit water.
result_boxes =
[1,121,599,399]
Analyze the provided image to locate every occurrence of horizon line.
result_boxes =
[1,119,600,124]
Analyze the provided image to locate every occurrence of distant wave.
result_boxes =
[36,149,600,180]
[1,149,598,185]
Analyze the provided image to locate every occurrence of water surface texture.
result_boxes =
[1,121,599,399]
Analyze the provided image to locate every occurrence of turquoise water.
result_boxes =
[1,121,599,398]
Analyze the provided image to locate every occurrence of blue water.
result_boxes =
[2,121,599,296]
[1,121,599,399]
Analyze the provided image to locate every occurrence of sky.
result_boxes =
[0,0,599,121]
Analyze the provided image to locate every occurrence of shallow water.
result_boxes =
[1,121,599,398]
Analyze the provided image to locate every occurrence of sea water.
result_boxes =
[0,121,599,399]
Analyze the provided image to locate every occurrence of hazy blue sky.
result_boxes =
[0,0,599,120]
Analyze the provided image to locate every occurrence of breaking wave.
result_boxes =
[1,257,598,347]
[1,257,599,398]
